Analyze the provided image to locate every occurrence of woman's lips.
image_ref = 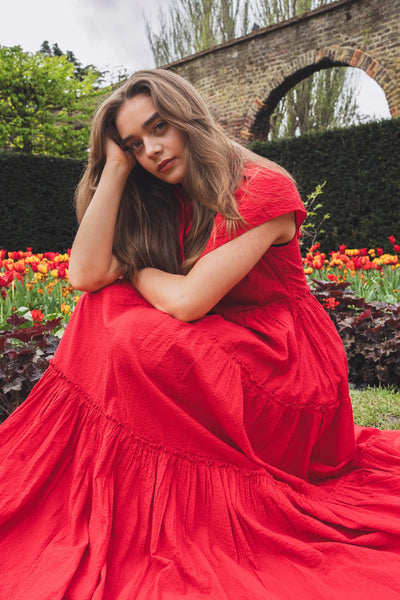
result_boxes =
[157,158,175,172]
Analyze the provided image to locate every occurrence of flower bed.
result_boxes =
[0,248,82,420]
[0,248,81,328]
[303,237,400,304]
[303,237,400,389]
[1,242,400,422]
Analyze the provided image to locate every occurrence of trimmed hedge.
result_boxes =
[0,153,85,252]
[250,118,400,252]
[1,118,399,252]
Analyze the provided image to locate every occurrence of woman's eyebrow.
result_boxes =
[143,112,159,129]
[121,112,160,145]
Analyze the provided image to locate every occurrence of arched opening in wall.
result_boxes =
[253,64,391,141]
[353,68,390,122]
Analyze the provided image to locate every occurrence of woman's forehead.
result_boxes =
[116,95,158,138]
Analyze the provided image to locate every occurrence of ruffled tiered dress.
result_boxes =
[0,165,399,599]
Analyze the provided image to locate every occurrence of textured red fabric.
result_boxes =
[1,166,400,599]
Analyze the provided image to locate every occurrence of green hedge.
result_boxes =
[1,118,399,252]
[0,153,84,252]
[250,118,400,252]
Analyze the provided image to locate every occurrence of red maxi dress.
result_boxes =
[0,165,400,599]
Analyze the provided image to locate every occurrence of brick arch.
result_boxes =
[242,46,396,141]
[170,0,400,142]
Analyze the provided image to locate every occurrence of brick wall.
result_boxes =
[166,0,400,141]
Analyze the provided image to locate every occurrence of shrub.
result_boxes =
[250,118,400,253]
[0,314,61,422]
[311,279,400,388]
[0,152,84,251]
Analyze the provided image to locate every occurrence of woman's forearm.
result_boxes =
[68,162,130,291]
[134,269,188,319]
[134,267,218,322]
[134,215,293,321]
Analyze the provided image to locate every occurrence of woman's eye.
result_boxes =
[130,141,142,152]
[154,121,167,133]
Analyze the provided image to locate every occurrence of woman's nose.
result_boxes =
[145,138,162,158]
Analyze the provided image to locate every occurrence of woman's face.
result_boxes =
[116,94,186,185]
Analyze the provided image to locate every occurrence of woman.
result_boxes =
[0,69,399,599]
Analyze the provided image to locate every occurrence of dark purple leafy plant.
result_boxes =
[311,280,400,387]
[0,315,62,422]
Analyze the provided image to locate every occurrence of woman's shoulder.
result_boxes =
[200,162,306,258]
[235,162,306,223]
[236,162,297,201]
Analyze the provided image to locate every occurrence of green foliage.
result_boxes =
[146,0,251,66]
[253,0,333,23]
[0,45,103,158]
[311,279,400,388]
[301,181,329,248]
[268,68,364,140]
[250,118,400,251]
[312,266,400,305]
[0,152,83,250]
[1,119,399,252]
[39,40,102,82]
[0,271,80,330]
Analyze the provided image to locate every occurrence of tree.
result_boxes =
[268,67,363,139]
[146,0,251,66]
[39,40,101,82]
[0,45,101,158]
[254,0,330,24]
[39,40,128,88]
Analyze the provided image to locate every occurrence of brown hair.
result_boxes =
[75,68,292,277]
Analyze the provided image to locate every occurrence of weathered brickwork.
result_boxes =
[166,0,400,141]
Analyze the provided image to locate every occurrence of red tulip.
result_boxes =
[30,309,45,323]
[8,251,23,260]
[57,264,67,279]
[16,262,26,273]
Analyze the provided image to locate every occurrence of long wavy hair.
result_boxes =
[75,69,292,278]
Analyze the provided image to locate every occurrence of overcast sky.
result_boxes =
[0,0,390,120]
[0,0,157,73]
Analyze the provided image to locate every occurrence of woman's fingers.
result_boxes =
[105,137,136,172]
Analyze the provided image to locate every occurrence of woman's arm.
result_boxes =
[68,140,135,292]
[134,211,295,322]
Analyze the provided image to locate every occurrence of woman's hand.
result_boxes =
[104,136,137,175]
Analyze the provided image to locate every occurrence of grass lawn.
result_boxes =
[350,385,400,430]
